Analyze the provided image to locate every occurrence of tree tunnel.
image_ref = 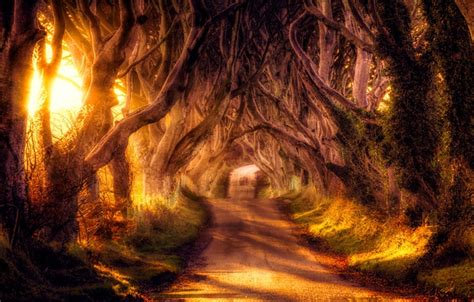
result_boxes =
[2,0,472,241]
[0,0,472,281]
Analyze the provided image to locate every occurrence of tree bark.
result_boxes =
[0,0,42,244]
[317,0,337,83]
[109,149,131,215]
[85,11,210,171]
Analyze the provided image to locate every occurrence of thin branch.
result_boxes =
[48,0,65,71]
[368,0,393,44]
[109,0,136,51]
[257,81,322,150]
[63,6,92,56]
[305,5,374,53]
[79,0,103,49]
[85,0,217,171]
[345,0,376,41]
[289,12,359,112]
[118,18,178,78]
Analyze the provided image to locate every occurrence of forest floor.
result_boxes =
[149,185,427,301]
[0,186,208,302]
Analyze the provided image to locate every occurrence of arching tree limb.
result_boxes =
[85,2,242,172]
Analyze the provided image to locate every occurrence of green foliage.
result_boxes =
[422,0,474,167]
[89,186,208,296]
[124,188,206,253]
[257,185,277,198]
[92,240,181,295]
[418,260,474,297]
[421,166,474,267]
[377,0,442,196]
[370,1,474,279]
[0,184,208,301]
[381,61,441,193]
[328,104,383,204]
[286,186,432,280]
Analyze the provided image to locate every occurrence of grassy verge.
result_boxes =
[281,185,473,298]
[418,260,474,297]
[87,185,208,298]
[0,184,208,301]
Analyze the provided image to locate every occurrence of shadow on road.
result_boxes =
[156,167,419,301]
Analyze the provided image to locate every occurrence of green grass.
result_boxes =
[283,185,473,297]
[89,185,208,297]
[259,184,294,199]
[0,182,208,301]
[418,260,474,296]
[288,187,391,256]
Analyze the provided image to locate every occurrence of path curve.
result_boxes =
[156,185,415,301]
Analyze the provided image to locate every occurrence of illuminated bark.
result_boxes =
[39,0,137,241]
[37,0,65,178]
[85,0,214,170]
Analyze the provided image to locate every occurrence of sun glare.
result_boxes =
[28,40,127,140]
[28,42,84,115]
[28,42,84,140]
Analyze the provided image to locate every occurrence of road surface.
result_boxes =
[156,180,418,301]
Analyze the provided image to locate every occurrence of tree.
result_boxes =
[0,0,43,244]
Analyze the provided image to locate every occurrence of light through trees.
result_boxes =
[28,41,127,140]
[0,1,472,299]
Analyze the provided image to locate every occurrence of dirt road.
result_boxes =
[155,184,416,301]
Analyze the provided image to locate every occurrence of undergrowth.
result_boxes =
[281,185,473,297]
[87,182,207,297]
[0,233,120,302]
[0,181,207,301]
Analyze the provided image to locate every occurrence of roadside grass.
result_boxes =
[88,183,208,297]
[281,185,473,297]
[0,181,207,301]
[418,259,474,296]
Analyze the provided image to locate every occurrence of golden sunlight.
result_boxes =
[28,41,127,140]
[28,42,83,139]
[28,56,83,115]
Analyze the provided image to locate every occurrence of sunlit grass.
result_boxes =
[287,185,433,280]
[82,179,207,297]
[350,225,431,278]
[286,185,474,296]
[125,183,206,253]
[418,260,474,296]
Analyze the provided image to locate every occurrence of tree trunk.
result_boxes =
[318,0,336,83]
[352,47,371,108]
[144,101,186,197]
[0,0,42,244]
[109,150,131,215]
[387,166,401,215]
